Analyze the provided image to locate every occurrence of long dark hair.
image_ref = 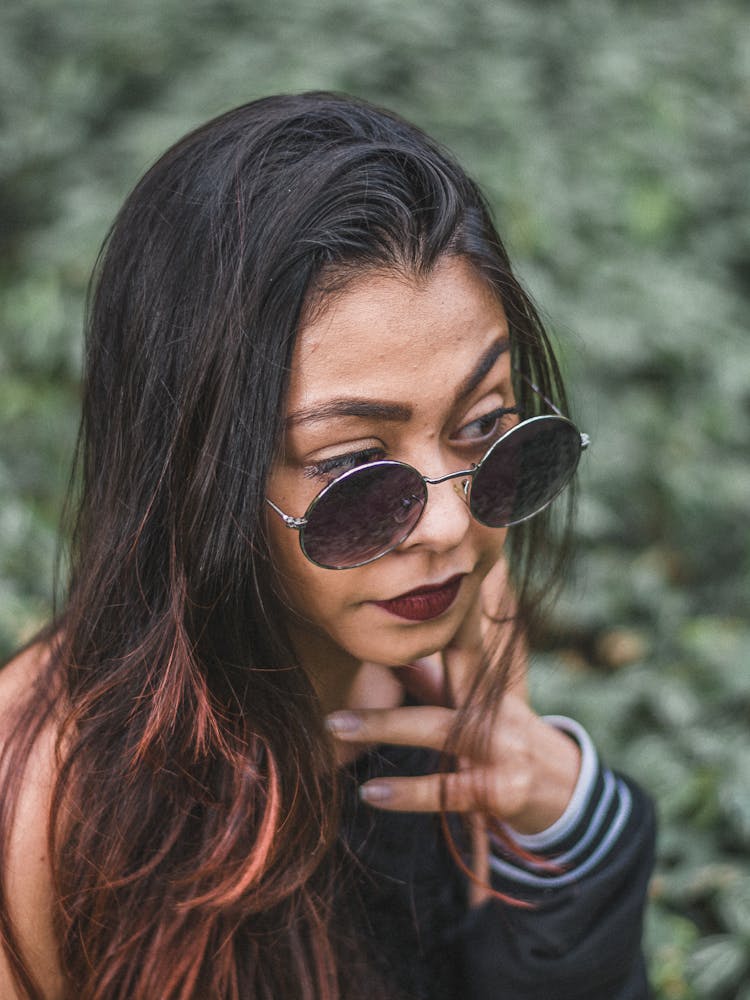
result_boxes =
[0,92,572,999]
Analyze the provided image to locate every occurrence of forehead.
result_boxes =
[287,257,508,413]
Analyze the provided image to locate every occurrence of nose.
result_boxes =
[398,472,473,556]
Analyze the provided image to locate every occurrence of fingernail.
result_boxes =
[325,711,361,735]
[359,782,392,803]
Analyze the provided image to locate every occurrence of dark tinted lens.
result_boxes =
[470,417,581,527]
[302,462,427,569]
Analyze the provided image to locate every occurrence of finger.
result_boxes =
[481,558,528,698]
[326,705,454,751]
[481,555,510,618]
[444,559,530,706]
[505,648,528,699]
[358,768,494,814]
[448,582,485,655]
[439,581,487,705]
[392,655,451,707]
[482,613,528,699]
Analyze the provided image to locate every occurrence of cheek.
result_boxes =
[265,509,317,608]
[267,525,387,664]
[265,509,354,625]
[473,523,508,574]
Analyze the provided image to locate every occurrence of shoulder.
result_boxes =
[0,644,65,999]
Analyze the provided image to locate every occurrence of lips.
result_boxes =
[371,574,464,621]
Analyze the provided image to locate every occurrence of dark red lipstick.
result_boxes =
[371,575,464,621]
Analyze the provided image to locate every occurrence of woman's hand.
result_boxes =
[326,566,581,837]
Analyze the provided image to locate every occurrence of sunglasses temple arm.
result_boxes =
[514,370,590,450]
[265,498,307,530]
[514,369,564,415]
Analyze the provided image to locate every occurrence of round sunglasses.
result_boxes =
[267,381,589,570]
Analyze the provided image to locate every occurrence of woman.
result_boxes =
[0,92,655,999]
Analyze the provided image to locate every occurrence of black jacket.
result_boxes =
[342,735,655,999]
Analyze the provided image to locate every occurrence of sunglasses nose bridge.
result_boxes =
[420,466,474,507]
[393,466,473,555]
[422,466,475,488]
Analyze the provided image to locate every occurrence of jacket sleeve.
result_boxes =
[459,717,656,1000]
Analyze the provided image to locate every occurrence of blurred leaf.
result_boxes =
[645,904,698,1000]
[686,935,749,997]
[717,875,750,940]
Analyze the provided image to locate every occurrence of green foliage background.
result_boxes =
[1,1,748,995]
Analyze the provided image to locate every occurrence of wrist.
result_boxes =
[506,716,582,836]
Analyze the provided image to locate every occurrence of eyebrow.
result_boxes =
[285,398,412,427]
[455,337,509,403]
[285,337,509,429]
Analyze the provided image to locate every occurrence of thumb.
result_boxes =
[392,655,451,707]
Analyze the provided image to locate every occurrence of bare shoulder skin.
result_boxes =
[0,645,65,999]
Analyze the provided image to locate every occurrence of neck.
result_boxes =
[287,621,404,764]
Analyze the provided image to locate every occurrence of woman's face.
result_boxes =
[266,256,514,673]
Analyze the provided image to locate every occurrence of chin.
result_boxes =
[348,618,459,667]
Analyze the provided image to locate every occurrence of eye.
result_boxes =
[304,446,384,482]
[454,405,521,444]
